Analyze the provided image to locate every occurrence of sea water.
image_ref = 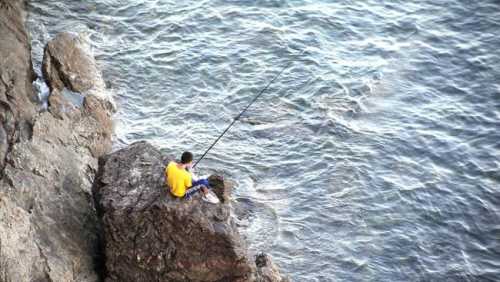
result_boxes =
[28,1,500,280]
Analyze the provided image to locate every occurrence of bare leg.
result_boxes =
[201,186,209,195]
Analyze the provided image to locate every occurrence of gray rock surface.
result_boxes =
[94,141,288,282]
[0,1,113,280]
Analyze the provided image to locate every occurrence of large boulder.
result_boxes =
[40,31,114,156]
[94,141,288,282]
[42,32,107,98]
[0,4,114,280]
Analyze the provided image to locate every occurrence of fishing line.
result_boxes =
[193,49,306,168]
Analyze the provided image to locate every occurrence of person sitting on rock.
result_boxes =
[165,151,219,203]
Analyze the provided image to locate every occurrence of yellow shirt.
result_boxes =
[165,162,192,197]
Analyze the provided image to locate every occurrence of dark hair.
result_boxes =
[181,151,193,164]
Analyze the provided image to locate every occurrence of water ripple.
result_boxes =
[27,0,500,281]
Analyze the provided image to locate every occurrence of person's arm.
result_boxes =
[184,173,193,189]
[165,162,172,184]
[191,171,199,181]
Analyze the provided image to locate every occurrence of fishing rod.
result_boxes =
[193,49,305,168]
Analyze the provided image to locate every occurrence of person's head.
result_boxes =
[180,151,193,168]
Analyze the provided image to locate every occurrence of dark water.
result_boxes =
[28,1,500,281]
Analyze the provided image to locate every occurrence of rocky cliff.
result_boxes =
[0,0,113,281]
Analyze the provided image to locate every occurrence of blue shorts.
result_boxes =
[184,179,210,199]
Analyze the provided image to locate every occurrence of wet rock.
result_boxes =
[42,31,116,118]
[208,174,232,203]
[42,32,105,96]
[39,30,114,155]
[47,89,78,119]
[255,253,290,282]
[94,141,288,282]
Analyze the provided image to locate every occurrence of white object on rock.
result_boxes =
[202,190,220,204]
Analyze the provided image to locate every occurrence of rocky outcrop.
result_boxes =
[94,141,288,282]
[41,31,114,157]
[42,32,108,100]
[0,1,113,280]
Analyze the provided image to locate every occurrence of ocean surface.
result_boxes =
[27,1,500,281]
